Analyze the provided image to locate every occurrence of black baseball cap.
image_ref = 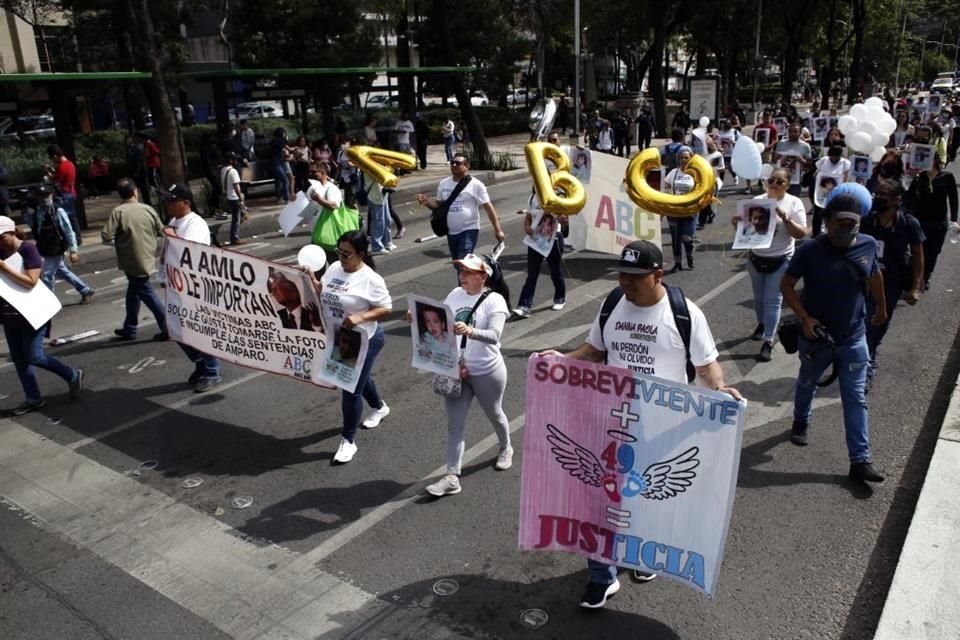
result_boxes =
[162,183,193,202]
[609,240,663,275]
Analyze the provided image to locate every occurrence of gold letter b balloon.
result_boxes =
[524,142,587,216]
[624,148,716,217]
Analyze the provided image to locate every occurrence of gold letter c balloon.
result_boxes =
[624,148,716,217]
[524,142,587,216]
[345,145,418,189]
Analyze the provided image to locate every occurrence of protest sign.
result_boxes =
[163,236,325,383]
[408,295,458,377]
[567,150,662,256]
[519,356,745,597]
[278,191,320,236]
[732,199,776,250]
[522,209,560,258]
[313,322,369,393]
[0,252,62,329]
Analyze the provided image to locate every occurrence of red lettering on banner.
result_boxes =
[165,265,184,292]
[542,361,636,398]
[595,195,616,230]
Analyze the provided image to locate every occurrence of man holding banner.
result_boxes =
[537,240,742,609]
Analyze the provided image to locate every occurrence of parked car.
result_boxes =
[506,88,529,107]
[365,94,400,110]
[931,77,954,93]
[0,115,56,144]
[447,91,490,107]
[229,102,282,120]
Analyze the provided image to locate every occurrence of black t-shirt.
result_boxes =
[860,211,925,289]
[906,171,958,226]
[0,242,42,327]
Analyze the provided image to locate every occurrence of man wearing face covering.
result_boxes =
[780,193,887,485]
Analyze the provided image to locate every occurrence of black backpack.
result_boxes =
[598,285,696,383]
[35,205,68,257]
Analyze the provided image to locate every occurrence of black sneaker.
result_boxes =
[69,368,84,400]
[849,462,885,483]
[10,400,46,416]
[80,289,95,304]
[579,579,621,609]
[790,421,808,446]
[194,377,222,394]
[113,328,136,341]
[152,332,170,342]
[187,369,205,385]
[632,570,658,582]
[758,341,773,362]
[751,324,765,341]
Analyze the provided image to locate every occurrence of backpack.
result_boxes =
[661,142,683,172]
[35,205,69,257]
[598,285,696,383]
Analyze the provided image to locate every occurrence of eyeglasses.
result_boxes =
[335,249,357,260]
[450,160,465,166]
[767,177,788,186]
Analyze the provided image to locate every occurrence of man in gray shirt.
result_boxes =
[101,178,168,342]
[773,122,813,196]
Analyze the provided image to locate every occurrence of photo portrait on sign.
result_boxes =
[909,143,935,171]
[523,209,560,257]
[753,127,770,148]
[928,94,942,113]
[813,117,829,142]
[408,295,458,377]
[732,199,776,249]
[773,117,788,139]
[570,148,592,183]
[314,322,369,393]
[813,173,839,208]
[267,267,318,332]
[777,152,804,185]
[850,155,872,184]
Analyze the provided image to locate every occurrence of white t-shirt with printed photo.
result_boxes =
[664,169,696,195]
[444,287,509,377]
[436,176,491,235]
[749,192,807,258]
[320,262,392,338]
[586,292,718,384]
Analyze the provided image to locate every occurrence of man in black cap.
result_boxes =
[539,239,741,610]
[781,194,887,484]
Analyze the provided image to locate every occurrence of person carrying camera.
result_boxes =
[780,193,887,484]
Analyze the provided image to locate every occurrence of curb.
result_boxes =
[873,374,960,639]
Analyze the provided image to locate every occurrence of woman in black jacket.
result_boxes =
[905,155,958,289]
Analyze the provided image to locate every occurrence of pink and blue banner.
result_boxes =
[519,356,746,596]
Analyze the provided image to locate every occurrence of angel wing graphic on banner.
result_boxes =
[545,424,700,503]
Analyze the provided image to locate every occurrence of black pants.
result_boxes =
[811,206,824,237]
[638,131,652,150]
[698,204,714,226]
[416,143,428,169]
[293,161,310,194]
[921,221,948,283]
[866,280,903,370]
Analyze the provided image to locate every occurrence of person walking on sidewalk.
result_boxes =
[0,215,83,416]
[513,192,566,317]
[162,184,222,393]
[26,185,94,304]
[423,254,514,497]
[101,178,168,343]
[415,113,430,169]
[415,153,505,262]
[220,152,247,246]
[781,193,887,484]
[43,146,80,237]
[537,240,740,609]
[441,117,456,162]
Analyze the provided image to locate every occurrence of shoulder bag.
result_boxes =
[430,175,472,237]
[432,290,491,398]
[311,197,361,250]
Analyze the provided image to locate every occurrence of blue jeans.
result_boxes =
[273,162,289,202]
[518,235,565,308]
[58,194,80,238]
[793,333,872,463]
[667,217,695,263]
[123,275,167,336]
[342,326,385,443]
[747,256,789,342]
[4,323,77,403]
[40,256,91,295]
[587,559,618,585]
[368,203,391,252]
[447,229,479,261]
[227,200,242,243]
[444,135,456,162]
[178,343,221,380]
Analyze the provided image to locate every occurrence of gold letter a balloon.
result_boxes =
[624,148,716,217]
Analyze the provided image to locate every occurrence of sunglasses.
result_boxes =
[335,249,357,260]
[767,177,788,186]
[450,160,465,166]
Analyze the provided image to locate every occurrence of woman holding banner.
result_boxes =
[0,216,83,415]
[424,254,514,497]
[305,231,392,464]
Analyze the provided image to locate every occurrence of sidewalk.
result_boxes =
[873,368,960,639]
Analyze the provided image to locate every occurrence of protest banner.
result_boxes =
[567,150,662,256]
[313,322,369,393]
[163,236,325,383]
[0,252,62,329]
[278,191,320,236]
[519,356,746,597]
[408,295,458,377]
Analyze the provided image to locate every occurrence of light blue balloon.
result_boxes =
[824,182,873,215]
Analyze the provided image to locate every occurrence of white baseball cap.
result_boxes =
[0,216,16,235]
[453,253,493,277]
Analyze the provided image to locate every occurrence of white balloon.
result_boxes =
[850,103,868,121]
[867,106,886,123]
[859,120,878,137]
[865,96,884,109]
[838,115,857,135]
[699,116,710,127]
[731,135,764,180]
[297,245,327,271]
[872,131,889,148]
[760,163,775,180]
[756,142,766,154]
[879,116,897,136]
[848,131,872,154]
[870,146,887,163]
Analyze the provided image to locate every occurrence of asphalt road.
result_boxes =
[1,177,957,640]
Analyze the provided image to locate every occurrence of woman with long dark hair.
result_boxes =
[663,147,697,271]
[305,231,392,464]
[906,154,958,289]
[421,253,513,497]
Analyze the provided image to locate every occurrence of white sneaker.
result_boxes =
[362,403,390,429]
[333,438,357,463]
[551,302,566,311]
[387,243,398,251]
[426,474,462,497]
[495,446,514,470]
[512,306,531,318]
